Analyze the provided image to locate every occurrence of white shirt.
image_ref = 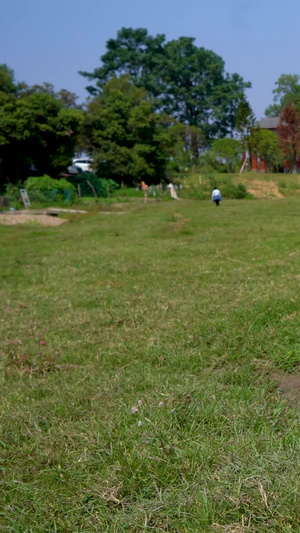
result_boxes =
[212,189,221,199]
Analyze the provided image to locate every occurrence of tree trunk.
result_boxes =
[292,153,297,174]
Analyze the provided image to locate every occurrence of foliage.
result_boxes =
[206,138,243,172]
[0,65,83,185]
[180,184,207,200]
[265,74,300,117]
[0,64,25,100]
[222,182,248,199]
[21,175,76,205]
[25,175,75,192]
[236,96,258,155]
[167,123,207,169]
[66,171,119,197]
[80,27,250,141]
[81,77,178,185]
[250,129,283,171]
[277,104,300,172]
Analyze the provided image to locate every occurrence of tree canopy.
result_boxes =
[206,138,243,172]
[0,65,83,185]
[251,130,283,171]
[265,74,300,117]
[80,27,251,141]
[81,77,178,185]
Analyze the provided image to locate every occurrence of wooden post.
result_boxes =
[87,180,98,203]
[239,153,247,174]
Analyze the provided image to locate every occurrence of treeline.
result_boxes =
[2,28,300,188]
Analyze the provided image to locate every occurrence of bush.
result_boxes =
[23,175,76,205]
[66,172,119,198]
[25,175,74,193]
[222,182,248,199]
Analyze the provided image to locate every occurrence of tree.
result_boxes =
[20,82,82,109]
[0,75,83,185]
[206,138,243,172]
[265,74,300,117]
[0,64,25,98]
[277,104,300,173]
[81,77,178,185]
[166,122,206,172]
[236,96,258,160]
[80,28,166,96]
[251,130,283,171]
[80,27,250,141]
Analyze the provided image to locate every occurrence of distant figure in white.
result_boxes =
[212,187,222,206]
[167,183,180,200]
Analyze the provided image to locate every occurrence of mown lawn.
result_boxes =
[0,199,300,532]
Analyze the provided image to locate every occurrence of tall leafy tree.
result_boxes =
[277,103,300,173]
[80,28,250,141]
[81,77,178,185]
[0,66,83,185]
[265,74,300,117]
[251,130,283,171]
[166,123,206,172]
[206,138,243,172]
[236,96,258,159]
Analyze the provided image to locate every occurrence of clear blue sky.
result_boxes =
[1,0,299,118]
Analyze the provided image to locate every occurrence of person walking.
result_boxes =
[212,186,222,206]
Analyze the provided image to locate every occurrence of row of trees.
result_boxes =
[2,28,300,187]
[211,103,300,175]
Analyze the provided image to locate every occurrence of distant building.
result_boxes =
[244,118,280,172]
[258,117,279,134]
[258,117,294,172]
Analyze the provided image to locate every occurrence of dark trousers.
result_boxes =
[214,199,220,206]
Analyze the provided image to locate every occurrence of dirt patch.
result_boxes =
[99,212,126,215]
[270,371,300,406]
[172,212,190,231]
[245,180,283,199]
[0,214,67,226]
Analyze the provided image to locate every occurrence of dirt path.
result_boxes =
[0,214,67,226]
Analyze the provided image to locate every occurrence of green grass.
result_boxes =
[0,199,300,532]
[180,170,300,199]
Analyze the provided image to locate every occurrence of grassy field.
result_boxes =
[1,198,300,532]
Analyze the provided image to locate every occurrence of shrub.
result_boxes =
[66,172,119,198]
[23,175,76,205]
[25,175,75,193]
[222,182,248,199]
